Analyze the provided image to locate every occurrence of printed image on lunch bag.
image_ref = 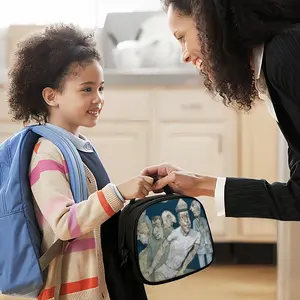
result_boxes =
[136,197,214,284]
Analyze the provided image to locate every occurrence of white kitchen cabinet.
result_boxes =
[0,123,23,144]
[236,103,278,242]
[152,88,238,177]
[80,122,150,185]
[80,88,151,184]
[153,88,238,241]
[6,25,46,67]
[95,87,278,243]
[0,85,9,122]
[0,28,6,84]
[0,88,25,143]
[152,88,238,179]
[0,87,23,140]
[87,87,238,242]
[156,122,236,240]
[100,88,152,122]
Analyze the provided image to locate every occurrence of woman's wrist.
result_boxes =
[195,175,217,197]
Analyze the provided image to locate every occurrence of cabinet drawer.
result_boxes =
[101,89,150,121]
[0,123,23,143]
[155,88,228,121]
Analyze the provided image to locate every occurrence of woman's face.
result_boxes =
[167,4,202,70]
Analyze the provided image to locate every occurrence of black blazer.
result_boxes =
[225,24,300,221]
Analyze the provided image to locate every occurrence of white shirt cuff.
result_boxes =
[214,177,226,216]
[111,183,125,203]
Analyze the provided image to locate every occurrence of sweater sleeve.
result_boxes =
[29,139,124,241]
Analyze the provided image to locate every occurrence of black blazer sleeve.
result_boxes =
[225,175,300,221]
[225,26,300,221]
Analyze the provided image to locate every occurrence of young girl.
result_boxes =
[7,24,153,300]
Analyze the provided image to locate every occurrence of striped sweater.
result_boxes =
[28,137,124,300]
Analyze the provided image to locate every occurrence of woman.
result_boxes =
[142,0,300,221]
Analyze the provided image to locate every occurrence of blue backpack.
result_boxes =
[0,124,88,298]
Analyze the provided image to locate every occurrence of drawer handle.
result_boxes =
[181,103,203,110]
[218,134,223,154]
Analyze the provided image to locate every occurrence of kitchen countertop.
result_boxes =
[0,68,204,88]
[103,68,204,87]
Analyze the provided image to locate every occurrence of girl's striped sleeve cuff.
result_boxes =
[100,183,124,216]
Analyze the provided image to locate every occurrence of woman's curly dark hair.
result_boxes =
[161,0,300,111]
[8,23,101,124]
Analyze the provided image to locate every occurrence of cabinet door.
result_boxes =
[0,86,10,123]
[80,122,149,184]
[6,25,46,67]
[157,122,237,241]
[237,103,278,242]
[0,123,23,143]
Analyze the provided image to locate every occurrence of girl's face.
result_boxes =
[167,4,203,71]
[43,60,104,134]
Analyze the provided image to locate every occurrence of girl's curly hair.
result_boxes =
[161,0,300,111]
[8,23,101,124]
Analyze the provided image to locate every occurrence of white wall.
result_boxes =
[0,0,162,28]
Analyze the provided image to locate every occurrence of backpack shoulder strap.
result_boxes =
[31,125,88,202]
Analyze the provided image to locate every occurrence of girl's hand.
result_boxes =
[117,175,154,200]
[141,163,217,197]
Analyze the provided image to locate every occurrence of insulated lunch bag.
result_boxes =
[118,190,214,285]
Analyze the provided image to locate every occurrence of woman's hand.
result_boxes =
[141,163,217,197]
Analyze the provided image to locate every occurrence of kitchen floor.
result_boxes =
[0,265,276,300]
[146,265,276,300]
